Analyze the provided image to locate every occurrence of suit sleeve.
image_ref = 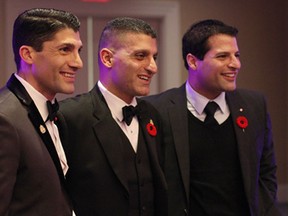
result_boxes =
[0,114,20,215]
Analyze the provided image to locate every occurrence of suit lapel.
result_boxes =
[226,91,258,200]
[137,100,159,166]
[136,100,167,188]
[167,85,190,203]
[6,74,65,184]
[90,86,129,192]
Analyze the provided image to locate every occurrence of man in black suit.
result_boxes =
[59,17,167,216]
[145,19,281,216]
[0,8,83,215]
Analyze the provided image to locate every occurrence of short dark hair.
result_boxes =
[13,8,81,71]
[182,19,238,70]
[98,17,157,51]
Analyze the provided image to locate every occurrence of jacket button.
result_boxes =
[183,209,188,215]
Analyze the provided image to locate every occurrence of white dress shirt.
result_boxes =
[98,81,139,152]
[185,81,230,124]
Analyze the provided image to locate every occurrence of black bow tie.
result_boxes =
[46,99,59,122]
[122,105,139,126]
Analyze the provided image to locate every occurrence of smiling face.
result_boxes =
[19,28,83,100]
[188,34,241,99]
[101,33,158,103]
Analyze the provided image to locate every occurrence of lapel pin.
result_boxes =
[236,116,248,132]
[39,125,46,134]
[146,119,157,137]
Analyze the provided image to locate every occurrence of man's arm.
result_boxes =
[0,115,20,215]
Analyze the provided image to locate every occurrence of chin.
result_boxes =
[137,93,149,97]
[225,84,237,92]
[62,88,75,95]
[137,89,150,96]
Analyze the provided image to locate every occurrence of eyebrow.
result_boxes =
[133,49,158,55]
[58,42,83,49]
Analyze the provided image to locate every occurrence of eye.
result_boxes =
[135,53,146,60]
[59,46,71,54]
[216,53,229,59]
[153,54,158,61]
[235,52,240,58]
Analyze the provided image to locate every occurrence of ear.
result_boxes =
[19,45,34,65]
[99,48,113,68]
[186,53,198,70]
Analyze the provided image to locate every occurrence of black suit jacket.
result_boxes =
[0,74,71,216]
[58,85,167,216]
[144,84,281,216]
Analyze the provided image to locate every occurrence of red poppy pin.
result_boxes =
[146,119,157,136]
[236,116,248,131]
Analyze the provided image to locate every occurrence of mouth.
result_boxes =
[61,72,76,78]
[222,72,237,79]
[138,75,150,82]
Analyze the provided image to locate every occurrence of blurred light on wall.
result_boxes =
[81,0,110,2]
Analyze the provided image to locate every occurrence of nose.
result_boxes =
[146,57,158,74]
[70,52,83,70]
[229,55,241,69]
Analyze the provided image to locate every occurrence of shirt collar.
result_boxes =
[98,81,137,122]
[15,73,55,121]
[186,81,227,115]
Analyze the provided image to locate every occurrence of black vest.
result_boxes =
[120,127,155,216]
[188,110,250,216]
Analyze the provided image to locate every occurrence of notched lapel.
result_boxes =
[226,91,259,198]
[168,87,190,203]
[91,100,129,192]
[91,85,128,193]
[139,118,158,156]
[226,92,258,147]
[136,100,159,157]
[137,100,167,187]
